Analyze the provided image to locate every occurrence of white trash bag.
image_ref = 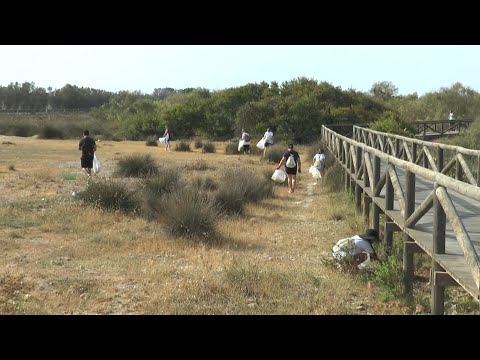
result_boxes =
[93,154,102,175]
[309,165,322,179]
[271,169,286,183]
[159,137,167,145]
[256,138,265,150]
[238,139,244,152]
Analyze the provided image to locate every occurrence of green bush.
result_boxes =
[324,162,343,192]
[76,179,138,213]
[38,125,64,139]
[202,141,216,153]
[175,140,191,152]
[114,153,159,178]
[145,135,159,147]
[160,188,219,241]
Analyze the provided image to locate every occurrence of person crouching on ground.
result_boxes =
[276,143,301,193]
[332,228,381,266]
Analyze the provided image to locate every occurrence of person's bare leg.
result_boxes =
[291,175,296,192]
[287,175,293,193]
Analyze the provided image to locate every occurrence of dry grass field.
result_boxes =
[0,135,422,314]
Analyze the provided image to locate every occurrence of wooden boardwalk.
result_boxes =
[372,162,480,299]
[322,125,480,314]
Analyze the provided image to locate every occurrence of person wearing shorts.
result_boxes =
[78,129,96,178]
[276,143,301,193]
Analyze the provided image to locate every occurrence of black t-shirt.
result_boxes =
[79,137,96,157]
[282,150,300,165]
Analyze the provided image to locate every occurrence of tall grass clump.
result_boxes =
[215,169,274,214]
[114,153,159,177]
[160,188,219,242]
[194,138,203,149]
[145,135,159,147]
[264,145,284,163]
[224,142,239,155]
[185,159,211,171]
[324,162,343,192]
[137,171,181,220]
[191,176,218,191]
[76,179,138,213]
[175,140,191,152]
[202,141,216,153]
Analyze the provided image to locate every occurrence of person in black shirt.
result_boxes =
[276,143,301,193]
[78,129,96,178]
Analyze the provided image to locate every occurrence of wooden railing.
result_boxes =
[353,125,480,186]
[322,125,480,314]
[413,119,473,139]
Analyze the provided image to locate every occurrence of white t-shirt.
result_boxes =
[313,153,325,169]
[241,132,250,144]
[264,131,274,144]
[332,235,375,260]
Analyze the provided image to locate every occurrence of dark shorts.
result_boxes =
[243,144,250,152]
[285,166,297,175]
[264,142,272,148]
[81,156,94,169]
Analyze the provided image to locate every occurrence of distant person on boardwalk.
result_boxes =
[163,126,172,151]
[78,129,96,178]
[449,110,455,125]
[262,128,274,159]
[241,128,251,155]
[276,143,301,193]
[312,148,326,183]
[332,228,381,266]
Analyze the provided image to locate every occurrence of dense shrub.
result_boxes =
[114,153,159,177]
[76,179,138,213]
[194,138,203,149]
[202,141,216,153]
[160,188,219,241]
[175,140,191,152]
[145,135,159,147]
[38,125,64,139]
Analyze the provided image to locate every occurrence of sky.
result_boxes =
[0,45,478,96]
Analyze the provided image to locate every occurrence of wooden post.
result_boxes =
[403,170,416,296]
[431,183,446,315]
[363,153,371,226]
[395,138,400,158]
[355,146,362,214]
[384,164,394,255]
[423,147,429,169]
[372,155,381,233]
[437,148,444,173]
[477,155,480,187]
[412,143,417,166]
[455,152,462,181]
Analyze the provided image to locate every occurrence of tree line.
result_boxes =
[2,79,480,144]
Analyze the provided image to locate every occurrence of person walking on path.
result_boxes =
[241,128,251,155]
[78,129,96,179]
[163,126,172,151]
[312,148,326,183]
[262,127,274,159]
[276,143,301,193]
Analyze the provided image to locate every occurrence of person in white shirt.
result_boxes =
[241,129,251,155]
[312,149,326,182]
[262,128,274,159]
[332,228,381,264]
[449,110,455,125]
